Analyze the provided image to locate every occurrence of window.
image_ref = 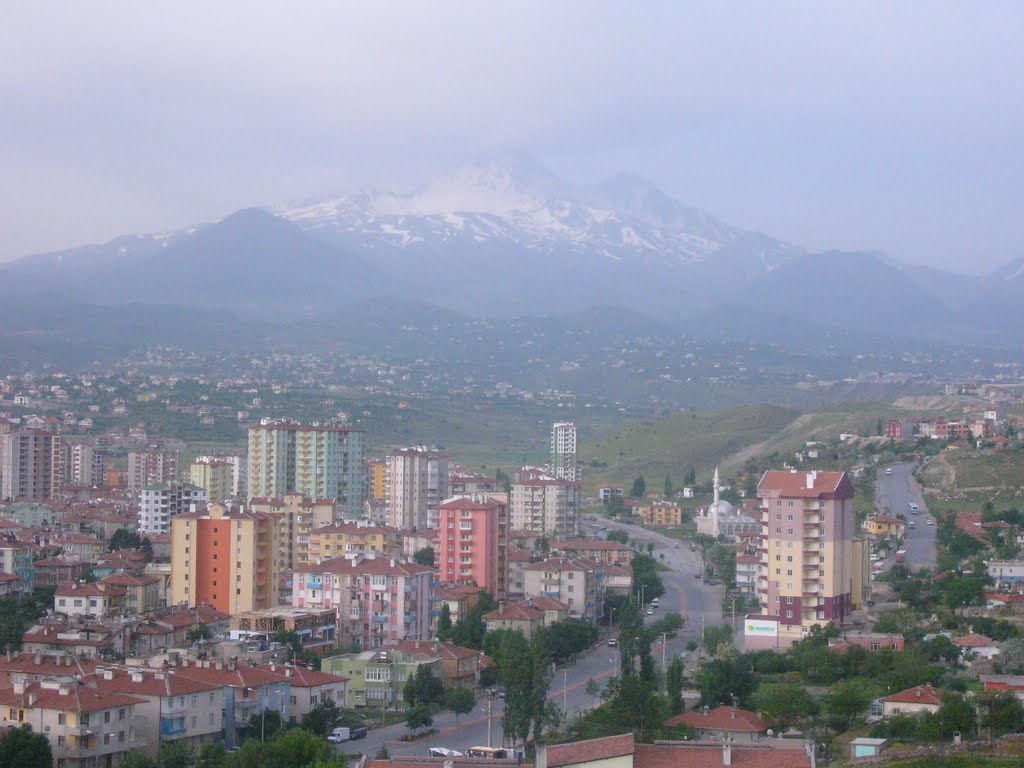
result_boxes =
[119,731,125,742]
[786,556,792,562]
[119,709,125,720]
[58,713,66,725]
[104,711,111,723]
[192,717,197,727]
[58,736,65,746]
[209,713,215,725]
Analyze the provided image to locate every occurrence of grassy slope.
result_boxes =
[582,404,798,488]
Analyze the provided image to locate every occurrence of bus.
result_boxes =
[895,549,906,564]
[429,749,464,758]
[466,747,511,759]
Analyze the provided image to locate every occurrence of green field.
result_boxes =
[581,404,798,488]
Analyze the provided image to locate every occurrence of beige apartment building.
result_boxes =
[170,504,280,615]
[249,492,336,572]
[189,458,234,502]
[522,556,603,621]
[510,469,581,536]
[0,677,145,768]
[308,520,405,564]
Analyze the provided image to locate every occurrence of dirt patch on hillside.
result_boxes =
[892,395,979,412]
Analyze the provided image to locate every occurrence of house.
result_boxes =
[82,666,224,756]
[863,515,906,539]
[602,564,633,596]
[987,560,1024,589]
[628,500,683,527]
[550,539,633,567]
[0,652,99,681]
[881,684,943,717]
[0,572,21,597]
[22,620,125,659]
[522,556,604,621]
[382,639,481,689]
[827,632,905,653]
[0,678,146,766]
[664,705,768,743]
[849,737,888,760]
[99,572,163,614]
[546,733,636,768]
[54,581,127,619]
[507,549,536,596]
[436,583,485,625]
[483,602,546,639]
[980,675,1024,702]
[952,633,1000,660]
[257,663,348,721]
[322,647,442,710]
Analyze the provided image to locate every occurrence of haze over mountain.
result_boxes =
[1,151,1022,346]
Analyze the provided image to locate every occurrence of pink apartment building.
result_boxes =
[291,554,433,648]
[437,496,509,599]
[756,470,856,639]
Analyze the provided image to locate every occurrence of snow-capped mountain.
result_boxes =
[278,151,782,273]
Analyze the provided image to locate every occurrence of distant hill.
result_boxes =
[583,404,799,488]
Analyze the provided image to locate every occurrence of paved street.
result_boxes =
[875,461,937,571]
[343,518,725,758]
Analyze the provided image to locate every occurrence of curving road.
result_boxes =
[344,519,726,757]
[875,462,937,571]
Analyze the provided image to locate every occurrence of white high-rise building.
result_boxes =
[550,422,579,482]
[386,447,449,530]
[140,481,207,536]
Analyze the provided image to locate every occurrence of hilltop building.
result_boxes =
[550,421,579,482]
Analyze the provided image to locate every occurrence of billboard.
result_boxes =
[744,618,778,638]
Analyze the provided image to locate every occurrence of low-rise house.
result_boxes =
[83,666,223,756]
[100,572,163,614]
[827,632,905,653]
[0,677,145,767]
[550,538,633,567]
[307,521,405,564]
[664,705,768,743]
[863,515,906,539]
[257,663,348,721]
[382,639,480,689]
[322,647,442,709]
[170,656,290,748]
[0,652,98,681]
[881,684,943,717]
[55,581,127,619]
[988,560,1024,590]
[483,602,546,639]
[0,539,37,590]
[602,564,633,595]
[34,557,90,588]
[22,621,125,659]
[507,549,536,596]
[628,499,683,527]
[0,572,21,596]
[981,674,1024,701]
[952,633,1000,660]
[436,584,485,625]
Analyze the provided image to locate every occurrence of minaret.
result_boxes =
[713,466,720,506]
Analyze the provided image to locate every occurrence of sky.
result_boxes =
[2,2,1023,273]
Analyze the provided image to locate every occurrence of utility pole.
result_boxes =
[563,669,568,713]
[660,632,667,679]
[486,691,494,747]
[701,615,705,651]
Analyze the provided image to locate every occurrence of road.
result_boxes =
[875,462,937,571]
[344,519,725,758]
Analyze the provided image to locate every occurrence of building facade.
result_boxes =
[757,470,856,632]
[189,458,234,503]
[1,429,62,501]
[510,469,581,536]
[386,448,449,530]
[128,448,179,490]
[247,419,365,514]
[140,481,207,536]
[522,556,604,621]
[249,492,337,573]
[437,496,509,598]
[170,504,280,615]
[550,422,579,482]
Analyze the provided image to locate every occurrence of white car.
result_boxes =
[927,519,934,526]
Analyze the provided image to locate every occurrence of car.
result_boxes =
[694,572,701,579]
[650,598,659,606]
[866,600,875,607]
[646,608,654,615]
[927,519,934,526]
[349,728,368,740]
[607,638,618,647]
[886,468,893,475]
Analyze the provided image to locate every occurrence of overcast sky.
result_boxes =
[2,2,1022,272]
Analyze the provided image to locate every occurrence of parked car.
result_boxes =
[349,728,368,740]
[607,638,618,647]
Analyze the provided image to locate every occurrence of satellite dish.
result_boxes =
[766,729,773,737]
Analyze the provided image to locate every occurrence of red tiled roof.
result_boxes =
[0,680,144,713]
[439,497,503,511]
[302,557,433,577]
[382,640,478,661]
[171,659,286,688]
[635,743,810,768]
[882,684,943,706]
[665,705,767,733]
[548,733,635,767]
[551,538,632,552]
[758,470,852,499]
[523,556,597,572]
[0,653,99,678]
[952,633,995,648]
[83,667,222,696]
[55,581,126,598]
[484,603,545,622]
[257,664,348,687]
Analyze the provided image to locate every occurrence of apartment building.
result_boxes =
[510,469,581,536]
[291,555,433,649]
[322,647,442,709]
[84,666,223,756]
[386,447,449,530]
[256,663,349,721]
[65,442,104,487]
[366,458,387,500]
[170,504,280,615]
[1,429,62,501]
[127,448,179,490]
[55,581,126,619]
[189,458,234,502]
[629,499,683,526]
[308,521,405,564]
[550,538,633,567]
[550,422,579,482]
[247,419,365,515]
[522,556,604,621]
[139,481,207,536]
[437,496,509,598]
[0,677,144,768]
[754,470,856,645]
[195,454,247,498]
[249,492,336,573]
[0,539,36,591]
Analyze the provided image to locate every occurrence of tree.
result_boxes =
[607,529,630,545]
[375,745,391,760]
[196,742,228,768]
[980,691,1024,736]
[79,567,97,583]
[158,742,195,768]
[272,728,344,768]
[119,756,158,768]
[247,708,283,741]
[585,679,602,706]
[997,637,1024,674]
[450,604,487,650]
[500,630,550,747]
[413,547,435,567]
[406,705,434,733]
[443,687,475,721]
[664,474,674,497]
[436,603,453,641]
[631,554,665,602]
[301,699,341,736]
[414,666,444,706]
[0,725,53,768]
[938,693,977,738]
[753,682,819,731]
[702,625,733,656]
[605,495,626,518]
[187,624,212,643]
[824,679,873,729]
[110,527,144,551]
[684,467,696,485]
[697,656,756,708]
[542,618,599,664]
[665,657,685,715]
[631,475,647,498]
[403,675,418,709]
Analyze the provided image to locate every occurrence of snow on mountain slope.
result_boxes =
[277,151,760,269]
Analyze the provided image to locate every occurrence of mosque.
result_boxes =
[695,467,760,540]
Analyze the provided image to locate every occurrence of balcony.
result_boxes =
[372,614,389,622]
[404,614,416,623]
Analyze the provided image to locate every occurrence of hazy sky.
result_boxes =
[2,2,1022,272]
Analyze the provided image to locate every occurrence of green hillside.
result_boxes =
[583,404,798,488]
